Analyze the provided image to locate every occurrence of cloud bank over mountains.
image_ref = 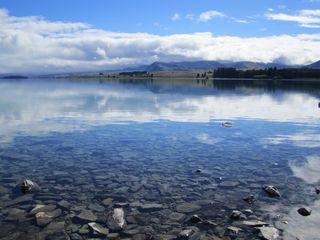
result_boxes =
[1,8,320,74]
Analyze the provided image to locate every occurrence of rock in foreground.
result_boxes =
[257,226,279,240]
[263,185,281,197]
[107,208,126,231]
[88,222,109,235]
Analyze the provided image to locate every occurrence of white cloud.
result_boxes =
[300,23,320,28]
[266,9,320,28]
[95,47,107,59]
[300,9,320,16]
[171,13,180,21]
[198,10,225,22]
[0,8,320,73]
[235,19,250,24]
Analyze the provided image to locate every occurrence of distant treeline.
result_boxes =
[119,71,149,76]
[1,75,28,79]
[213,68,320,79]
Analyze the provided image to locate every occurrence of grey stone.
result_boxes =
[35,209,62,226]
[88,203,105,212]
[257,226,280,240]
[263,186,281,197]
[88,222,109,235]
[102,198,113,206]
[176,203,201,213]
[57,200,71,210]
[230,210,246,220]
[4,194,34,207]
[76,210,97,223]
[78,225,89,235]
[168,212,186,222]
[21,179,39,194]
[139,203,163,211]
[243,195,255,204]
[30,204,56,215]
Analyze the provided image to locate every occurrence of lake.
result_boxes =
[0,78,319,240]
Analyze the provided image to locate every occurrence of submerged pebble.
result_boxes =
[21,179,38,194]
[297,207,312,216]
[107,208,126,231]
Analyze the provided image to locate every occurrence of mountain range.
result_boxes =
[308,60,320,69]
[122,60,320,72]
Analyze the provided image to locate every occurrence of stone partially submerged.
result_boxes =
[263,185,281,197]
[222,122,233,128]
[20,179,39,194]
[297,207,312,216]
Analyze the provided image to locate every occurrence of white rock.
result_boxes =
[257,226,280,240]
[107,208,126,231]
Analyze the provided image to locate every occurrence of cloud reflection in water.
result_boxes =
[0,79,319,144]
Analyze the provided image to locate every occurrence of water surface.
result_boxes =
[0,78,319,240]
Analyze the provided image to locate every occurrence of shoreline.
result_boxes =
[62,75,320,82]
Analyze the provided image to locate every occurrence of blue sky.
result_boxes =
[0,0,320,73]
[2,0,320,36]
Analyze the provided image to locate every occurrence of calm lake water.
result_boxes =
[0,78,319,240]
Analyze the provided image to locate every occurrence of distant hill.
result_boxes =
[143,61,223,72]
[308,60,320,69]
[130,60,290,72]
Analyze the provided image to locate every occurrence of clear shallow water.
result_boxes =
[0,78,319,240]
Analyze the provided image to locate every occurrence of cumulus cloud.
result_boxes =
[266,9,320,28]
[1,8,320,73]
[198,10,225,22]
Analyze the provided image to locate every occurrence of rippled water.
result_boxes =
[0,78,319,240]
